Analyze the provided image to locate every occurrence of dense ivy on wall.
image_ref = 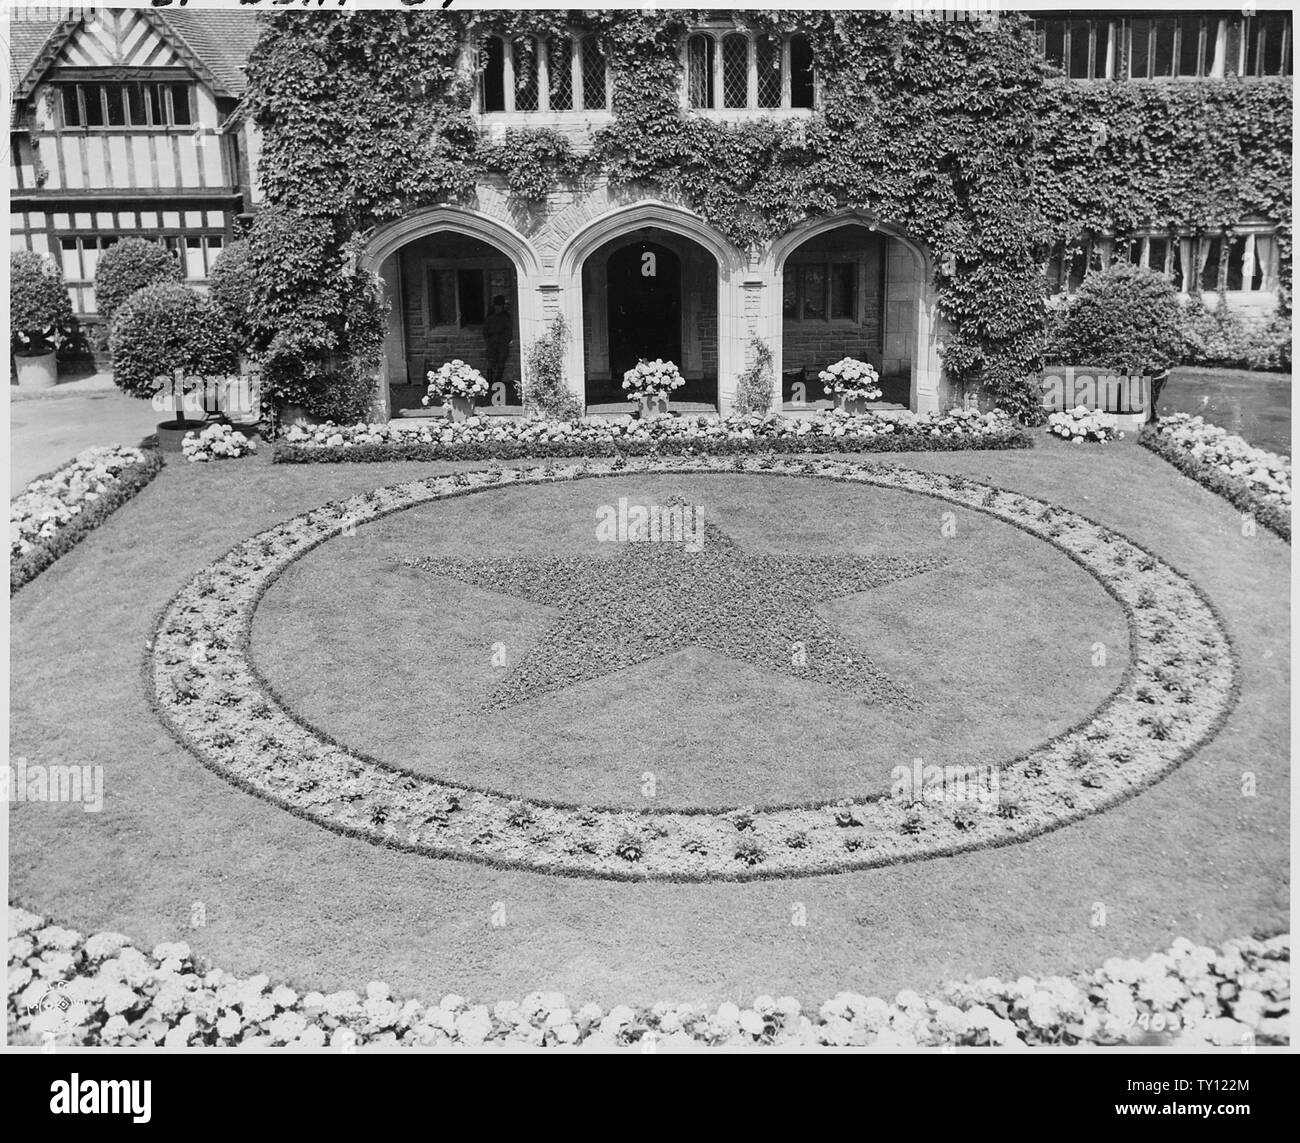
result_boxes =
[243,8,1292,420]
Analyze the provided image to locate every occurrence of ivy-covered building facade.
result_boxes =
[11,8,1293,421]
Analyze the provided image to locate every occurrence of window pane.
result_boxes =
[105,85,126,126]
[184,236,205,280]
[1200,237,1222,291]
[802,265,826,320]
[83,243,100,282]
[1224,236,1245,291]
[1068,20,1091,79]
[170,85,192,125]
[1151,18,1176,77]
[790,35,814,107]
[61,86,81,127]
[481,36,506,111]
[1261,13,1286,74]
[756,34,782,107]
[512,38,539,112]
[205,235,223,276]
[1129,20,1151,78]
[60,236,82,280]
[830,263,856,319]
[1178,17,1202,76]
[430,269,456,326]
[83,85,104,127]
[782,273,797,319]
[687,35,714,109]
[1223,20,1241,76]
[127,83,146,126]
[458,269,485,325]
[580,35,607,110]
[1148,236,1169,276]
[547,37,573,111]
[1043,20,1066,68]
[147,84,165,126]
[722,34,748,108]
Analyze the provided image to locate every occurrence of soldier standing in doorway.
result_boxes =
[483,294,513,396]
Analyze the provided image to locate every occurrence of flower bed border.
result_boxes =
[1139,424,1291,543]
[11,446,164,595]
[272,414,1032,465]
[145,456,1238,882]
[7,906,1288,1048]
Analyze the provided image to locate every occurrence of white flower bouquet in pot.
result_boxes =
[622,358,685,419]
[819,357,882,413]
[425,359,489,422]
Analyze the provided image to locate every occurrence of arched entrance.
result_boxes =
[362,207,541,420]
[769,214,939,413]
[580,227,720,408]
[558,201,745,414]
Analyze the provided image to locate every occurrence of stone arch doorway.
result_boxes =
[580,228,720,409]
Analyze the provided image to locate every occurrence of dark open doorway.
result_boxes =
[603,240,682,398]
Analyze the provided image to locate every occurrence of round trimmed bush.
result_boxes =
[208,239,255,349]
[108,283,238,399]
[1052,263,1186,377]
[10,251,74,355]
[93,238,182,323]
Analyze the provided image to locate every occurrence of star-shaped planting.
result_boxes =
[403,515,944,711]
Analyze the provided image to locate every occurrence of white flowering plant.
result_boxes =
[424,360,489,404]
[1048,406,1123,443]
[622,358,685,402]
[819,357,882,401]
[181,423,257,463]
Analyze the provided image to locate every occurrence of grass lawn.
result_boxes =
[1161,366,1291,456]
[8,436,1289,1007]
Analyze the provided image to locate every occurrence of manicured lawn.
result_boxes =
[1161,366,1291,455]
[8,436,1288,1007]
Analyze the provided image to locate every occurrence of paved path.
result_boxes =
[9,384,163,490]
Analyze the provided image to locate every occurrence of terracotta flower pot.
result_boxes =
[14,350,57,390]
[448,395,476,422]
[834,393,869,416]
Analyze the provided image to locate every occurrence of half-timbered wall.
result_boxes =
[9,9,246,316]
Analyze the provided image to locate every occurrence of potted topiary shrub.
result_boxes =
[108,283,238,451]
[1050,263,1186,423]
[92,237,182,325]
[10,251,74,389]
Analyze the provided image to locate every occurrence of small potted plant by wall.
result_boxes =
[819,356,882,415]
[10,251,74,390]
[425,359,489,422]
[108,282,238,451]
[622,358,685,420]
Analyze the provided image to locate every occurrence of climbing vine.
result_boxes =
[243,8,1292,421]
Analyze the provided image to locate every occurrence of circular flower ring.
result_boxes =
[147,456,1237,881]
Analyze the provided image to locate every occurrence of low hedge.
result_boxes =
[1139,424,1290,543]
[274,411,1032,464]
[10,447,165,594]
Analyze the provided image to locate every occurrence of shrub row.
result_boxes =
[10,446,164,594]
[273,410,1032,464]
[1139,416,1291,543]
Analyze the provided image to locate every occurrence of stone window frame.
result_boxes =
[473,31,611,116]
[782,253,868,326]
[681,27,817,114]
[424,257,514,330]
